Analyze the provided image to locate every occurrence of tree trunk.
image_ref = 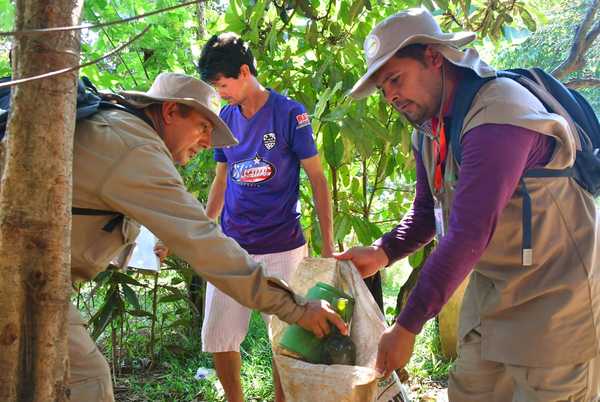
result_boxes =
[552,0,599,82]
[0,0,83,400]
[196,0,206,40]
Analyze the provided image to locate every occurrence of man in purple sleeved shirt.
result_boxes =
[337,8,600,401]
[376,126,554,335]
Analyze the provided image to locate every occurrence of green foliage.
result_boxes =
[208,0,550,254]
[492,0,600,112]
[0,0,562,256]
[408,319,453,381]
[2,0,596,398]
[88,269,147,340]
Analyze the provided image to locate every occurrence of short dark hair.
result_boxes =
[197,33,258,83]
[393,44,427,64]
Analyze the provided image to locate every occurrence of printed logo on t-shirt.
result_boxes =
[263,132,276,150]
[231,155,276,185]
[295,112,310,129]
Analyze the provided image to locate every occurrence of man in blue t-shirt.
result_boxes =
[197,33,334,402]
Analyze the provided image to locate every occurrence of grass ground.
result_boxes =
[113,313,274,401]
[105,259,453,401]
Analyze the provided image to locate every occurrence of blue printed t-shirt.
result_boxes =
[214,90,318,255]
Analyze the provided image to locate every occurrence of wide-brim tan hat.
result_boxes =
[119,72,237,148]
[350,8,494,99]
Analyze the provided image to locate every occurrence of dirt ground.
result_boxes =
[407,377,448,401]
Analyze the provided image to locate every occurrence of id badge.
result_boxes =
[434,199,446,240]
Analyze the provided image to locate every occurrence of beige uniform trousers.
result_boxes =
[449,328,600,402]
[67,304,114,402]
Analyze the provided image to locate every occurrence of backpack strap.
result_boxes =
[448,70,550,267]
[518,178,533,266]
[72,207,124,233]
[570,90,600,150]
[417,130,425,155]
[448,74,496,165]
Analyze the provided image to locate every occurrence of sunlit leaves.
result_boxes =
[323,124,345,168]
[518,5,536,32]
[0,0,561,256]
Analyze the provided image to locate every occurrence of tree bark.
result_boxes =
[0,0,83,400]
[565,77,600,89]
[552,0,599,80]
[196,0,206,40]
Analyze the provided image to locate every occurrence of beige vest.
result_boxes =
[413,77,600,366]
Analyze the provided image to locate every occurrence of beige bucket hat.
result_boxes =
[349,8,495,99]
[119,73,237,148]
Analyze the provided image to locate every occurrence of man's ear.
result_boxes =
[161,102,179,124]
[239,64,251,78]
[424,46,444,69]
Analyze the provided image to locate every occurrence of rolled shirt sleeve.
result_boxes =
[99,144,305,324]
[373,148,436,263]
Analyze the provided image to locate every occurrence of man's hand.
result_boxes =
[334,246,389,278]
[154,243,169,262]
[375,323,416,378]
[296,299,348,338]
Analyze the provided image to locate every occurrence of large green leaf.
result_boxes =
[341,116,374,157]
[111,271,144,287]
[323,125,345,168]
[347,0,365,22]
[334,213,353,242]
[90,289,121,340]
[408,247,425,268]
[159,292,186,303]
[121,283,141,310]
[93,270,113,286]
[519,6,537,32]
[350,216,372,244]
[314,81,342,121]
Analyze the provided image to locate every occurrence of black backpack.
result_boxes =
[0,76,131,139]
[0,76,132,230]
[448,68,600,197]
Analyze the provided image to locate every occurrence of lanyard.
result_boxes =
[431,116,447,192]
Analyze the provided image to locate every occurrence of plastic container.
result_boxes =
[279,282,354,363]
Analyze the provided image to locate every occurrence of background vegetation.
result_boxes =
[1,0,598,400]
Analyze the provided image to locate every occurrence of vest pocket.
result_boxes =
[81,216,140,276]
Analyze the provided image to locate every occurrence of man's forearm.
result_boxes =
[205,164,227,220]
[373,149,436,264]
[205,187,224,220]
[310,173,334,256]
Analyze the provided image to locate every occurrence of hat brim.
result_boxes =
[117,92,238,148]
[348,32,476,100]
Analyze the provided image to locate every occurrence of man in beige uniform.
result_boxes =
[337,9,600,401]
[69,72,345,401]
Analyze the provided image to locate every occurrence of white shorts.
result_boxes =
[201,244,307,353]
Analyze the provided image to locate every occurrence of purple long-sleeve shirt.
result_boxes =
[375,123,555,334]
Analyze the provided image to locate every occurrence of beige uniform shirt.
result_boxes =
[71,108,305,324]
